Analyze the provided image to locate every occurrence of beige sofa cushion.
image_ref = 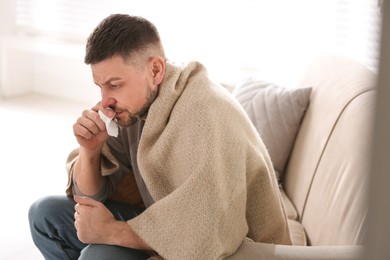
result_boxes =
[283,55,376,245]
[284,55,376,219]
[288,219,307,246]
[300,90,375,245]
[232,79,311,181]
[225,242,363,260]
[280,188,298,220]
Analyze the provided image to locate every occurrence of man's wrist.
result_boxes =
[79,146,102,161]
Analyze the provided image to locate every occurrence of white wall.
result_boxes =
[0,36,99,104]
[0,0,16,35]
[0,37,99,103]
[0,0,16,99]
[0,0,99,104]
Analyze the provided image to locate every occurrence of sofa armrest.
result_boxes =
[225,242,363,260]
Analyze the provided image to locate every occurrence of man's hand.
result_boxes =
[74,195,116,244]
[73,103,110,151]
[73,195,152,250]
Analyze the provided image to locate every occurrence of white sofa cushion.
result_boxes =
[232,78,311,181]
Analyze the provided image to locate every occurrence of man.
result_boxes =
[29,14,291,260]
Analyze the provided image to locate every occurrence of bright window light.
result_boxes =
[15,0,382,86]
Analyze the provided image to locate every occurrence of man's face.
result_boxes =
[91,55,158,126]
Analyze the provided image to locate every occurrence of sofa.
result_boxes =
[226,54,377,259]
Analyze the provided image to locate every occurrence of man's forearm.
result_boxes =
[110,221,152,251]
[73,147,105,196]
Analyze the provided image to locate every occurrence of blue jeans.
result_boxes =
[28,195,149,260]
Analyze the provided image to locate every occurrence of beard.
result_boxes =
[115,85,158,127]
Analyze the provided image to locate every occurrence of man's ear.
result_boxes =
[149,56,165,85]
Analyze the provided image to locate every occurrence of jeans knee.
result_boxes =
[28,195,74,230]
[29,196,54,224]
[29,196,48,228]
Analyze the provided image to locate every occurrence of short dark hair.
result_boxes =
[84,14,165,65]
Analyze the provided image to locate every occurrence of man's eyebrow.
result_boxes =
[95,77,122,86]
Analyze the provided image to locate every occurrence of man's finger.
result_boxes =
[74,195,100,207]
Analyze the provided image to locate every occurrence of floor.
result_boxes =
[0,94,89,260]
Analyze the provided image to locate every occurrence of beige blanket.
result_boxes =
[67,61,291,259]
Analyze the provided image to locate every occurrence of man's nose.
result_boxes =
[101,91,116,109]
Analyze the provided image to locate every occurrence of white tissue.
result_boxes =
[98,110,118,137]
